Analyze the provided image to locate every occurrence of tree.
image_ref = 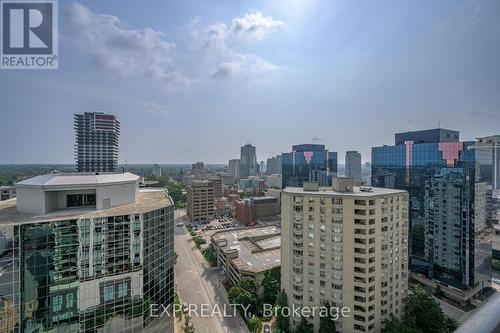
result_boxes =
[407,284,448,333]
[384,284,459,333]
[173,251,178,266]
[0,175,12,186]
[275,290,290,333]
[295,318,313,333]
[444,316,459,332]
[184,315,195,333]
[246,315,262,333]
[237,278,259,298]
[203,244,217,266]
[228,278,259,316]
[319,301,337,333]
[384,315,421,333]
[262,267,280,305]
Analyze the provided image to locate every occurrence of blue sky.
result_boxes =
[1,0,499,164]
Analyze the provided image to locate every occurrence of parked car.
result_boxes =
[182,303,189,314]
[176,222,184,227]
[263,324,271,333]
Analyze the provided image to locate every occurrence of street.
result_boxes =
[174,209,249,333]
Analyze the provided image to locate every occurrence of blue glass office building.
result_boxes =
[282,144,337,188]
[372,129,492,291]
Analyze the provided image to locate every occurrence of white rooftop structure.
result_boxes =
[15,172,140,215]
[16,172,139,187]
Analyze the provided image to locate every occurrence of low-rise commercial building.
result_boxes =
[235,197,279,226]
[239,177,265,195]
[211,225,281,295]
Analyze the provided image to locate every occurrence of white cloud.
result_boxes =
[65,3,189,90]
[312,136,326,142]
[230,12,284,41]
[188,13,284,79]
[65,4,284,86]
[212,62,239,78]
[211,54,278,79]
[143,102,168,115]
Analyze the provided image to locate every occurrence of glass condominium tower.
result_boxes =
[74,112,120,173]
[240,144,258,178]
[282,144,337,188]
[0,173,175,333]
[372,128,492,298]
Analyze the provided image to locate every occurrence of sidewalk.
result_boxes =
[197,244,250,333]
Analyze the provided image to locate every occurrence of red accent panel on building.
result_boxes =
[438,142,464,167]
[405,141,413,186]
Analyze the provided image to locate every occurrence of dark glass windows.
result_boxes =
[67,193,96,207]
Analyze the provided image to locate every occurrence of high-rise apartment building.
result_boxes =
[153,163,162,178]
[473,135,500,192]
[206,175,222,198]
[281,179,408,332]
[240,144,258,178]
[260,160,266,175]
[346,151,362,182]
[0,172,175,333]
[191,162,205,179]
[228,159,240,178]
[372,128,492,302]
[282,144,337,188]
[74,112,120,173]
[266,155,282,175]
[186,180,215,223]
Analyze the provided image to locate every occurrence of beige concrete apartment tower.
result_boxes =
[187,180,215,223]
[281,179,408,333]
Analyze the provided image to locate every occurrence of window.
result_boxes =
[66,293,74,308]
[118,282,128,298]
[67,193,96,207]
[103,285,114,302]
[52,295,63,312]
[84,193,96,206]
[67,194,83,207]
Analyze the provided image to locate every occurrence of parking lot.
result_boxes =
[202,217,238,231]
[185,216,241,233]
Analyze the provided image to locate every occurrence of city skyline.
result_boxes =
[1,0,499,164]
[1,1,499,333]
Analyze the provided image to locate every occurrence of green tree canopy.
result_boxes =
[275,290,290,333]
[295,318,313,333]
[228,278,259,316]
[384,284,459,333]
[262,267,280,305]
[319,301,337,333]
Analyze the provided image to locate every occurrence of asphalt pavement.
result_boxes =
[174,210,249,333]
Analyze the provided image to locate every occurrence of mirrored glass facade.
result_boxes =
[372,137,492,290]
[0,205,174,333]
[282,144,337,188]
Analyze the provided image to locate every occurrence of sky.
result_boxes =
[0,0,499,164]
